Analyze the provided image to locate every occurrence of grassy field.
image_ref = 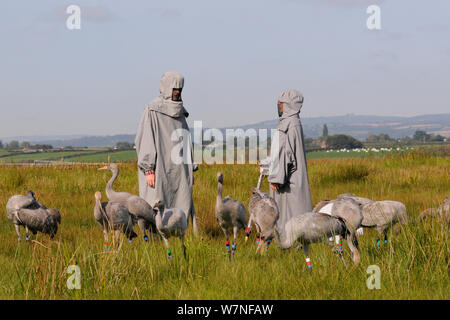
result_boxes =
[0,144,447,163]
[70,150,138,163]
[0,150,448,299]
[0,150,102,162]
[306,150,386,159]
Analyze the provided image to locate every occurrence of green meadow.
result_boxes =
[0,149,448,299]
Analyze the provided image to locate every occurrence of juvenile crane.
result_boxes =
[94,192,137,249]
[338,194,408,247]
[247,188,279,255]
[215,172,247,260]
[16,207,61,239]
[153,199,188,260]
[418,197,449,224]
[6,191,48,240]
[313,198,363,258]
[277,211,360,269]
[99,163,156,242]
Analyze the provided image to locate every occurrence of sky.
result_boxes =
[0,0,449,137]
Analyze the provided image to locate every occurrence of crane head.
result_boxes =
[98,163,118,171]
[153,199,165,212]
[217,172,223,184]
[94,191,102,202]
[27,190,36,199]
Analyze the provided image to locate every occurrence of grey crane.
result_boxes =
[337,193,373,207]
[99,163,157,242]
[338,194,408,247]
[16,207,61,239]
[418,197,449,224]
[313,198,363,259]
[245,162,273,247]
[247,188,279,255]
[94,192,137,250]
[277,211,361,269]
[6,191,47,241]
[153,199,188,260]
[215,172,247,260]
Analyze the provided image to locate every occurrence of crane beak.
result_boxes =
[98,166,108,171]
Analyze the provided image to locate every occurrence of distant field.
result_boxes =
[0,150,101,162]
[0,148,415,163]
[0,144,448,165]
[0,149,133,163]
[307,150,385,159]
[71,150,138,163]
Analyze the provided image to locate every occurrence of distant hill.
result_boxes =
[2,114,449,147]
[228,113,450,140]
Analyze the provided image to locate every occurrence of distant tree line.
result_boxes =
[303,125,447,151]
[412,130,445,142]
[115,142,134,150]
[0,128,446,153]
[0,140,53,151]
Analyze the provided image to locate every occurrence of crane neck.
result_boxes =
[277,229,293,249]
[154,208,163,230]
[216,181,223,208]
[106,168,119,199]
[95,199,108,222]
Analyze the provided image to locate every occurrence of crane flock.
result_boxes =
[5,162,435,269]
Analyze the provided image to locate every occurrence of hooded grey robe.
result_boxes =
[268,89,313,242]
[135,72,198,235]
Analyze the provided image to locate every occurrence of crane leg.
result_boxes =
[14,224,21,241]
[191,211,198,237]
[103,229,109,251]
[337,236,344,259]
[138,220,148,242]
[231,226,238,261]
[181,236,187,260]
[115,230,122,250]
[221,227,231,261]
[255,224,261,246]
[353,234,360,250]
[25,226,30,241]
[346,232,360,265]
[245,215,253,243]
[162,237,172,260]
[256,240,262,254]
[303,245,312,271]
[337,238,346,267]
[260,240,268,255]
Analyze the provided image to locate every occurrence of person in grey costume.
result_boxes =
[267,89,313,244]
[135,71,198,236]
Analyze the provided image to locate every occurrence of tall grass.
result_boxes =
[0,152,448,299]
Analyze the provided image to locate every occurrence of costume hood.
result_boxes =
[148,71,188,118]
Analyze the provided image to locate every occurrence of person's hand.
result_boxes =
[270,183,280,191]
[146,172,155,188]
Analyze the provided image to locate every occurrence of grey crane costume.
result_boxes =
[268,90,313,243]
[135,72,198,235]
